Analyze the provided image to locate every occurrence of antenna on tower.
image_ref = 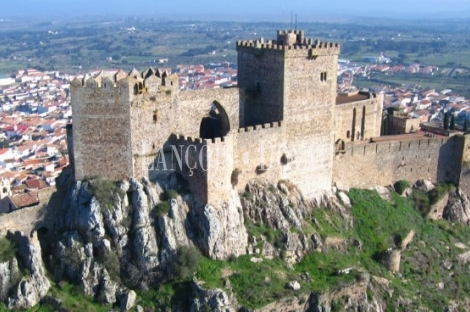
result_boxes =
[295,14,297,30]
[291,11,293,29]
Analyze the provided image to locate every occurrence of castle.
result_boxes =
[69,30,470,204]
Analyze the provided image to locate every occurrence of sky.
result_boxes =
[2,0,470,20]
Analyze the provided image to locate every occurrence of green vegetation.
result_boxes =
[170,246,202,280]
[244,219,284,249]
[241,191,253,201]
[411,183,455,216]
[0,237,17,262]
[154,201,171,217]
[97,251,121,283]
[9,185,470,311]
[393,180,410,195]
[41,282,111,312]
[194,188,470,310]
[164,189,179,200]
[86,176,125,213]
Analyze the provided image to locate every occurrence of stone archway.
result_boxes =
[199,101,230,139]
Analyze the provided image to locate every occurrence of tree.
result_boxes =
[450,114,455,130]
[444,111,449,130]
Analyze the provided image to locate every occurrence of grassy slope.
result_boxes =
[8,187,470,311]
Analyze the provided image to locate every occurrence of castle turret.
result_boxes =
[237,30,340,197]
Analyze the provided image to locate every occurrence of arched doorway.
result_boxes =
[199,101,230,139]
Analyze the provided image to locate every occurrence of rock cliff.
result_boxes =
[2,174,470,311]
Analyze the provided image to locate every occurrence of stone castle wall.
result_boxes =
[0,187,57,235]
[335,94,383,142]
[70,30,469,207]
[458,135,470,194]
[132,87,239,182]
[333,135,465,190]
[234,122,285,192]
[282,46,339,198]
[237,47,285,126]
[71,76,134,181]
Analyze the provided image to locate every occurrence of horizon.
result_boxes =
[4,0,470,21]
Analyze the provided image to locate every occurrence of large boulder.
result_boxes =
[0,257,19,301]
[7,232,50,309]
[191,190,248,259]
[443,188,470,224]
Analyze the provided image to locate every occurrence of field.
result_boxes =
[0,17,468,95]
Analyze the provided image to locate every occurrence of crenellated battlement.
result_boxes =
[237,121,282,133]
[70,67,178,93]
[236,35,340,56]
[172,133,232,145]
[173,134,203,144]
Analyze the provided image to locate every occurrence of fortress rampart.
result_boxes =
[333,135,465,190]
[335,92,383,142]
[69,29,469,206]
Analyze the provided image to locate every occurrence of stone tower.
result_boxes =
[237,30,340,197]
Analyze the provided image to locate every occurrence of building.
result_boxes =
[69,30,470,205]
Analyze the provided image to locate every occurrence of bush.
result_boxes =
[0,237,16,262]
[412,183,455,216]
[155,201,171,217]
[171,246,202,280]
[241,191,253,201]
[394,180,410,195]
[87,176,125,212]
[165,189,179,200]
[100,251,121,283]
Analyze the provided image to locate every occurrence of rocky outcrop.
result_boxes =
[157,197,194,266]
[305,273,384,312]
[380,249,401,273]
[190,280,237,312]
[129,179,159,271]
[427,192,449,220]
[7,232,50,309]
[242,180,353,263]
[443,188,470,224]
[0,258,19,302]
[191,190,248,260]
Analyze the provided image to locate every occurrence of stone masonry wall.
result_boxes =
[130,87,239,182]
[71,76,133,181]
[0,188,57,236]
[333,135,465,190]
[334,95,383,142]
[234,123,285,192]
[458,135,470,194]
[237,46,285,127]
[282,48,339,198]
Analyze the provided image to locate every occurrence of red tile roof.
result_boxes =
[25,179,47,189]
[10,192,39,209]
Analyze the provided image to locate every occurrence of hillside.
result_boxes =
[1,171,470,311]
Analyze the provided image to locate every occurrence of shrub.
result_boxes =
[101,252,121,283]
[241,191,253,201]
[394,180,410,195]
[331,299,344,312]
[412,183,454,216]
[165,189,179,200]
[170,246,202,280]
[87,176,125,213]
[268,184,276,193]
[0,237,16,262]
[155,201,171,217]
